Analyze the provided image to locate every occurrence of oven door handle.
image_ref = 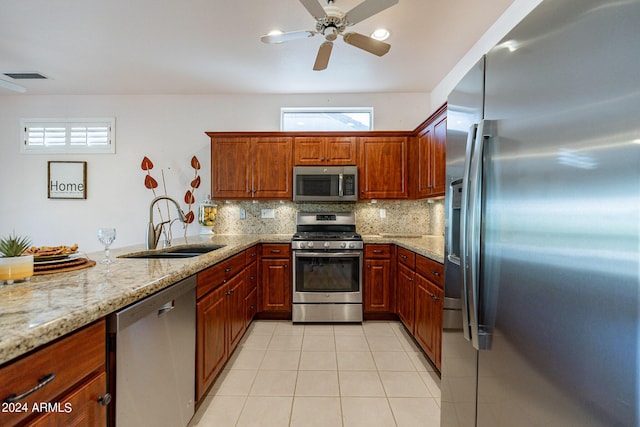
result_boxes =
[294,251,362,258]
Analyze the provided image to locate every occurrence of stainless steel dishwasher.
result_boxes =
[107,275,196,427]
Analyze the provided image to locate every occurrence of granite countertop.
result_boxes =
[0,233,443,366]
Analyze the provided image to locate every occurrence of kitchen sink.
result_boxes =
[119,244,226,259]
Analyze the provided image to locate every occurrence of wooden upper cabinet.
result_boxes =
[414,105,446,199]
[359,136,409,199]
[210,135,292,200]
[294,136,357,165]
[252,137,293,199]
[211,137,252,199]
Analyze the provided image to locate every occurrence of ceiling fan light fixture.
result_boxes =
[371,28,390,41]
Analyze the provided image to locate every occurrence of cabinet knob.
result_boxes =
[284,264,288,269]
[98,393,112,407]
[367,265,371,270]
[320,157,325,161]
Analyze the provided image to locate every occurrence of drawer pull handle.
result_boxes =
[400,255,407,259]
[225,266,233,272]
[270,249,281,253]
[372,250,383,254]
[98,393,112,407]
[431,271,440,277]
[4,373,56,403]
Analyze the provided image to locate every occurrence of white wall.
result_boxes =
[430,0,543,108]
[0,93,430,252]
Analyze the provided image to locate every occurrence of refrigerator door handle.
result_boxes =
[467,119,495,351]
[460,123,477,343]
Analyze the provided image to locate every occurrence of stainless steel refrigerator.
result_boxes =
[442,0,640,426]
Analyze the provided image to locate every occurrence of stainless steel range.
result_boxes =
[292,212,363,323]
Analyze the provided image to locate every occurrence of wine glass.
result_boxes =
[97,227,116,264]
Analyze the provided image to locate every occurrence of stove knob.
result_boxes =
[323,242,331,248]
[299,242,306,249]
[307,241,314,248]
[340,242,347,249]
[348,243,356,249]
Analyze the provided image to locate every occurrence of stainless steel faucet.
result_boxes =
[147,196,188,249]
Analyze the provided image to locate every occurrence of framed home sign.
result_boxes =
[48,161,87,199]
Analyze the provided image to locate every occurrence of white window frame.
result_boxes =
[280,107,373,131]
[20,118,116,154]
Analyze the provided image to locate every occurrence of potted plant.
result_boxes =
[0,233,34,284]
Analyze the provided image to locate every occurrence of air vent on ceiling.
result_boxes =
[3,72,47,80]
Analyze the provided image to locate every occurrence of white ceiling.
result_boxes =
[0,0,514,96]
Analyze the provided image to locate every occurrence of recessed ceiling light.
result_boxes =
[370,28,390,41]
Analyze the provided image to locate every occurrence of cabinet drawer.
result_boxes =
[197,252,245,298]
[261,244,291,258]
[397,247,416,269]
[245,246,258,265]
[365,244,392,258]
[0,320,105,426]
[416,255,444,288]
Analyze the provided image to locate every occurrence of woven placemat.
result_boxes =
[34,257,97,275]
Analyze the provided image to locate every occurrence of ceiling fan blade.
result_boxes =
[343,32,391,56]
[313,41,333,71]
[260,30,316,44]
[345,0,399,25]
[0,78,27,93]
[299,0,327,20]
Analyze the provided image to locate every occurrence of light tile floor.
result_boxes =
[189,320,441,427]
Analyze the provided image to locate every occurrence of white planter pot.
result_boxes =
[0,255,34,284]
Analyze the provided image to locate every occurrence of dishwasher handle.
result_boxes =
[108,275,196,332]
[157,300,175,317]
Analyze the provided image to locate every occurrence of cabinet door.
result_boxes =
[294,137,325,165]
[260,258,291,312]
[30,373,107,427]
[196,284,227,401]
[431,284,443,370]
[211,137,252,198]
[415,127,433,198]
[245,287,258,324]
[227,274,246,352]
[415,274,442,367]
[364,258,393,312]
[431,114,447,196]
[359,136,409,199]
[252,137,292,199]
[396,263,415,332]
[326,137,357,164]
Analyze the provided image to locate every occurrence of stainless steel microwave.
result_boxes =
[293,166,358,202]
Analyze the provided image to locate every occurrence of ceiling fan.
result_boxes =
[260,0,399,71]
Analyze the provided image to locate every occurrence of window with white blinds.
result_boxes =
[20,118,115,154]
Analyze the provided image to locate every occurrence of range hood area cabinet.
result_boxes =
[294,136,357,166]
[209,135,293,200]
[207,106,446,201]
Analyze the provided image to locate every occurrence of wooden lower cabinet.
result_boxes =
[196,283,228,401]
[414,273,443,370]
[364,244,394,313]
[196,252,251,402]
[396,263,416,331]
[31,373,107,427]
[259,244,291,314]
[0,320,108,427]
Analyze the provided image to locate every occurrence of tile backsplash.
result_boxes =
[210,199,444,236]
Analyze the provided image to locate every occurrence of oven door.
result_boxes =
[293,251,362,303]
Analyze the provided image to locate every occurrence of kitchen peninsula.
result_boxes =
[0,232,442,425]
[0,233,443,365]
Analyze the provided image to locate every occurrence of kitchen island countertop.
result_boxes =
[0,233,443,366]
